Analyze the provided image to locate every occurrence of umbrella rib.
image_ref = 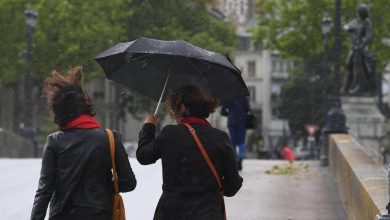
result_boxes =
[186,57,216,95]
[126,53,156,62]
[101,53,157,77]
[186,57,207,79]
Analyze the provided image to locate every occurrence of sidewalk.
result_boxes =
[0,159,346,219]
[225,160,347,220]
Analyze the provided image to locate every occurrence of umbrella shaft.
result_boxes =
[154,69,172,116]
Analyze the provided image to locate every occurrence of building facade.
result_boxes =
[213,0,293,153]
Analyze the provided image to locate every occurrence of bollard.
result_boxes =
[376,164,390,220]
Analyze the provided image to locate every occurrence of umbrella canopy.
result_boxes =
[94,37,249,111]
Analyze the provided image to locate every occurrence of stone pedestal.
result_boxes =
[341,96,386,158]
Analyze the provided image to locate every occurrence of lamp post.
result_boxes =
[321,14,331,106]
[320,0,348,166]
[24,8,38,157]
[320,14,332,165]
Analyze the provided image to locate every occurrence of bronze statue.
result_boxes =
[342,4,377,95]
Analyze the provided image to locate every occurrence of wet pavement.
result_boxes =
[225,160,347,220]
[0,159,347,220]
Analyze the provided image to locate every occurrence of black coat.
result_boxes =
[221,96,250,146]
[137,123,243,220]
[30,128,136,220]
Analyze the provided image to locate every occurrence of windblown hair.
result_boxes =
[42,66,95,128]
[167,85,218,119]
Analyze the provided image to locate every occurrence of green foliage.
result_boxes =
[279,71,325,134]
[0,0,133,87]
[255,0,390,70]
[33,0,133,81]
[0,0,26,86]
[0,0,236,117]
[126,0,237,53]
[254,0,390,133]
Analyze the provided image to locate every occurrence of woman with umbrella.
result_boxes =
[30,66,136,220]
[137,85,243,220]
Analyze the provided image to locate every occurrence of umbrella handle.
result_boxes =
[154,66,173,116]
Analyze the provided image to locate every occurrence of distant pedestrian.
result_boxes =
[137,85,243,220]
[221,96,250,170]
[31,66,136,220]
[280,146,295,162]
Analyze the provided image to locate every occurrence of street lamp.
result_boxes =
[320,0,348,166]
[24,8,38,157]
[321,14,332,122]
[320,14,332,165]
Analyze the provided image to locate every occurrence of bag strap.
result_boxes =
[182,123,222,190]
[106,129,120,194]
[182,123,226,220]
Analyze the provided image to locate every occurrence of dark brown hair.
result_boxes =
[167,85,218,118]
[42,66,95,127]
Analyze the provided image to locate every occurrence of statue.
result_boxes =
[341,4,377,95]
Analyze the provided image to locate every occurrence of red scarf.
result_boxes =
[61,114,101,131]
[181,116,212,127]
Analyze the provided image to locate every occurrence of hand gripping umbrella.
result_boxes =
[94,37,249,115]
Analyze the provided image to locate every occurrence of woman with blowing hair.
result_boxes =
[137,85,243,220]
[30,66,136,220]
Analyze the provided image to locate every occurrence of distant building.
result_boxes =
[211,0,293,152]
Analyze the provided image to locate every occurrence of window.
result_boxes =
[271,84,281,95]
[239,36,250,51]
[278,60,284,72]
[247,61,256,78]
[271,59,277,72]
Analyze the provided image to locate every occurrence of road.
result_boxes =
[0,159,346,220]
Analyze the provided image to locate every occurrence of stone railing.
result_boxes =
[329,134,388,220]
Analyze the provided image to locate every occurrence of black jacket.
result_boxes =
[137,123,243,220]
[31,128,136,220]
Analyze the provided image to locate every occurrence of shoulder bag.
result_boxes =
[106,129,126,220]
[182,123,227,220]
[246,111,257,129]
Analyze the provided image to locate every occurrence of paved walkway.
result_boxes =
[225,160,347,220]
[0,159,346,220]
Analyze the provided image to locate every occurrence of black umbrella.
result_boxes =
[94,37,249,114]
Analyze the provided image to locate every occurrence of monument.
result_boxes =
[342,3,377,96]
[341,4,385,158]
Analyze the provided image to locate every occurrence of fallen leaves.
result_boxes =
[265,162,310,175]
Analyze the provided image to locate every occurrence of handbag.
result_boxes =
[246,111,257,129]
[106,129,126,220]
[220,105,229,116]
[182,123,227,220]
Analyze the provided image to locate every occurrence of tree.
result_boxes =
[0,0,27,86]
[0,0,134,85]
[254,0,390,133]
[0,0,238,132]
[126,0,237,53]
[255,0,390,69]
[279,71,325,134]
[33,0,134,81]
